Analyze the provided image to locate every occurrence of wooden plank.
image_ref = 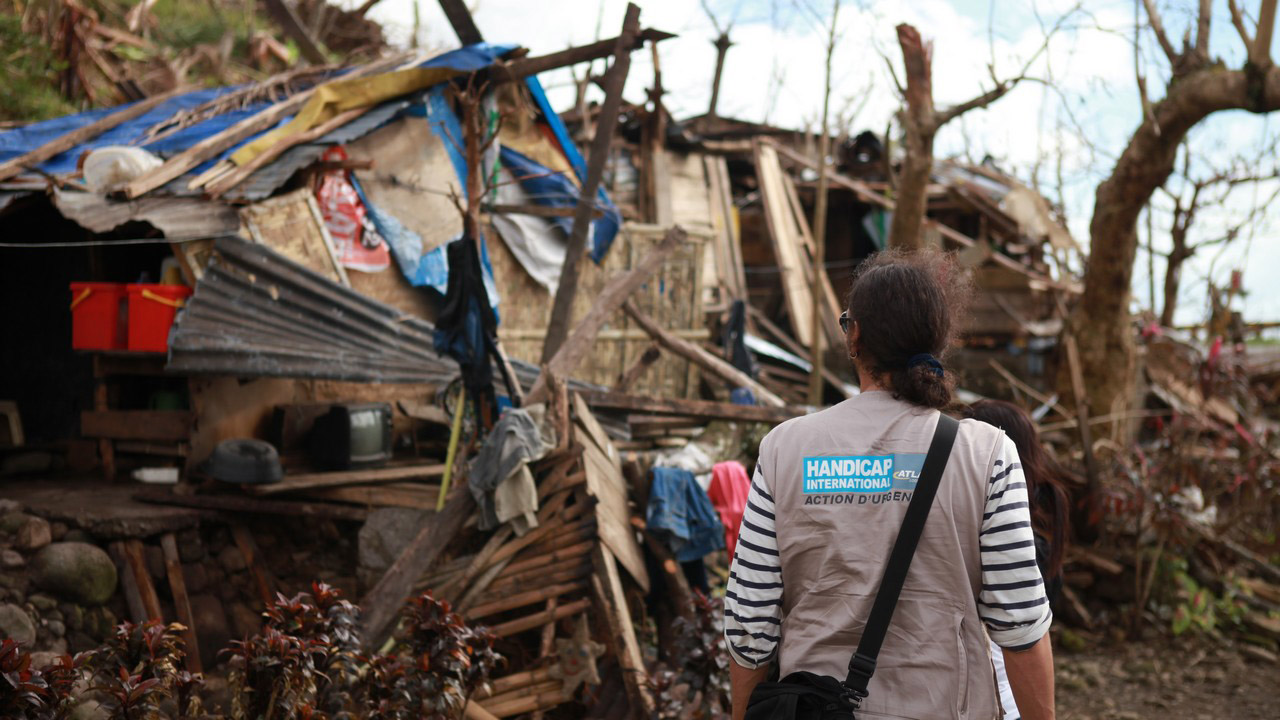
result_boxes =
[465,580,589,620]
[81,410,192,442]
[579,389,805,424]
[541,3,643,365]
[358,487,475,649]
[295,483,440,510]
[263,0,328,64]
[487,597,591,638]
[437,0,485,44]
[573,396,649,593]
[781,166,846,351]
[0,90,182,183]
[132,488,368,522]
[592,545,655,714]
[246,463,447,495]
[753,141,816,346]
[526,225,687,405]
[159,533,202,673]
[622,299,784,406]
[122,539,163,622]
[497,29,674,82]
[108,542,147,624]
[231,525,274,606]
[705,154,747,301]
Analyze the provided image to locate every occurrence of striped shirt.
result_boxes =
[724,434,1051,669]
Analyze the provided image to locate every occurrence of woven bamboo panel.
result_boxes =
[488,222,709,398]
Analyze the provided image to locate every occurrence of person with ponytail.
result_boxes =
[965,399,1072,720]
[724,250,1056,720]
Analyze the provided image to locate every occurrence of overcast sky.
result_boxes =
[355,0,1280,328]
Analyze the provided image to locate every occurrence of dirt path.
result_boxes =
[1054,637,1277,719]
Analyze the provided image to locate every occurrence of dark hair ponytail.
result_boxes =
[846,249,972,408]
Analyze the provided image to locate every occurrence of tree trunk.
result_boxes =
[1160,245,1190,328]
[889,132,933,250]
[1068,66,1280,430]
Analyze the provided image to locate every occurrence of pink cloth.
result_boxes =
[708,461,751,557]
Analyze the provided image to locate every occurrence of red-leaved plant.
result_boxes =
[82,620,205,720]
[649,592,731,720]
[0,638,79,720]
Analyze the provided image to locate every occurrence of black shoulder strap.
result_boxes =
[843,413,959,703]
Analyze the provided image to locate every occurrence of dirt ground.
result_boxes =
[1054,636,1278,719]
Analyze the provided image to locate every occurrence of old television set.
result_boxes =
[307,402,393,470]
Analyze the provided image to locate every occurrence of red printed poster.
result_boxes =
[316,146,390,272]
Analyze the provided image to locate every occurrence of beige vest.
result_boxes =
[761,391,1004,720]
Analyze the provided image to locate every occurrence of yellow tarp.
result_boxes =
[230,66,465,166]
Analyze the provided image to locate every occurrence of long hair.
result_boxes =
[963,400,1070,579]
[844,249,973,408]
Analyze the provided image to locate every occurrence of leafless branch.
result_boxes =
[1227,0,1256,56]
[1194,0,1211,58]
[1141,0,1180,65]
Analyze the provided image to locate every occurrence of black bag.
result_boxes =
[743,414,960,720]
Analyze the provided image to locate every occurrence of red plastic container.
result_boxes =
[69,282,127,350]
[126,284,192,353]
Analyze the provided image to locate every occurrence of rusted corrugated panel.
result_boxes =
[167,235,459,384]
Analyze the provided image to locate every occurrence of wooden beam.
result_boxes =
[159,533,202,673]
[526,225,686,405]
[613,342,661,392]
[358,487,475,649]
[80,410,192,442]
[497,28,675,82]
[540,3,642,364]
[295,483,440,510]
[262,0,329,65]
[437,0,484,45]
[622,300,785,406]
[245,463,447,495]
[0,90,182,183]
[592,545,655,714]
[132,488,368,522]
[579,389,805,424]
[122,539,163,622]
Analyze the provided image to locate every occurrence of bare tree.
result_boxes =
[886,23,1048,249]
[1153,143,1280,327]
[1068,0,1280,427]
[807,0,841,404]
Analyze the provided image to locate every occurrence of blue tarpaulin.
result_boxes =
[0,43,515,180]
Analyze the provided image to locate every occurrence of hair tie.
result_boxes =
[908,353,944,378]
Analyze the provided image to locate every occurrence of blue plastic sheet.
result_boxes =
[0,43,516,179]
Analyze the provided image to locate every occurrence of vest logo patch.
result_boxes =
[802,456,894,493]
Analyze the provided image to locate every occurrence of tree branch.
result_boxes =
[1228,0,1257,56]
[1256,0,1278,64]
[1141,0,1181,65]
[1195,0,1212,59]
[935,80,1017,128]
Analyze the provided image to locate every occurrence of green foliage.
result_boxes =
[1164,558,1247,637]
[0,14,75,122]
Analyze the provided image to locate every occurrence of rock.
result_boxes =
[358,508,430,588]
[0,512,32,535]
[59,603,84,632]
[27,593,57,612]
[189,594,231,670]
[144,544,166,581]
[176,528,203,563]
[67,631,97,654]
[68,699,107,720]
[207,527,229,556]
[183,563,209,593]
[227,602,262,639]
[49,522,68,542]
[0,570,29,596]
[218,579,239,603]
[17,516,52,551]
[217,545,247,573]
[45,619,66,638]
[0,500,20,514]
[0,549,23,569]
[85,606,117,641]
[40,637,67,655]
[0,602,36,645]
[29,651,62,668]
[62,529,94,544]
[30,542,118,605]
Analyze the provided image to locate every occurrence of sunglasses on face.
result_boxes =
[839,311,850,333]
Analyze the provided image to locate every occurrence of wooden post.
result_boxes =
[540,3,642,364]
[231,525,275,607]
[160,533,202,673]
[1063,332,1099,493]
[122,539,163,622]
[359,488,475,649]
[262,0,328,64]
[808,0,841,405]
[437,0,485,45]
[591,545,655,714]
[526,225,686,405]
[708,33,732,118]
